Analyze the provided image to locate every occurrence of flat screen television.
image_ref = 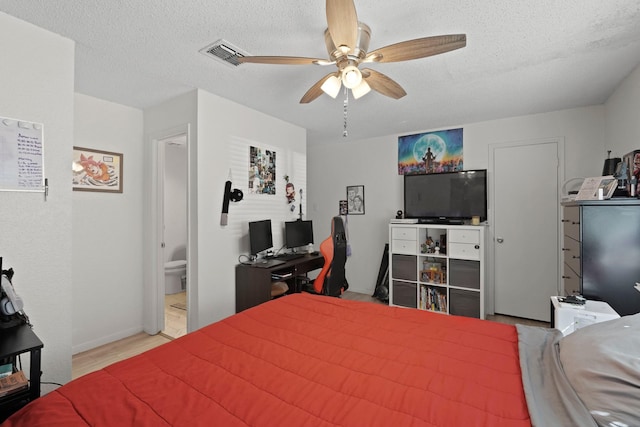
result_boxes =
[404,169,487,223]
[285,220,314,250]
[248,219,273,256]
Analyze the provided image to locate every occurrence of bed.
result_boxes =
[3,293,638,426]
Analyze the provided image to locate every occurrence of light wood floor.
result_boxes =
[72,290,548,379]
[71,332,171,380]
[162,291,187,339]
[72,291,186,379]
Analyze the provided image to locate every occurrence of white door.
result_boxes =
[159,135,188,338]
[491,140,561,321]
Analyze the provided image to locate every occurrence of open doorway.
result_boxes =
[158,133,188,339]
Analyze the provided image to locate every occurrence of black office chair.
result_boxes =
[310,216,348,297]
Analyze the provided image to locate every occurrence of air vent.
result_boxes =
[200,39,249,67]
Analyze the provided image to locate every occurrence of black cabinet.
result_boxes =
[0,324,43,422]
[562,199,640,316]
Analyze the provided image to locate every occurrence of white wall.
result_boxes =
[0,12,74,388]
[605,64,640,156]
[195,90,306,326]
[308,106,605,295]
[144,90,306,330]
[72,94,144,353]
[143,91,198,333]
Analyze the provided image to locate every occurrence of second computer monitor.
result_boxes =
[285,220,314,250]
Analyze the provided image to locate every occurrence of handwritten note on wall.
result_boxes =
[0,116,44,192]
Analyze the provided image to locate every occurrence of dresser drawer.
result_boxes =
[391,227,418,240]
[562,263,581,295]
[563,236,581,275]
[448,242,480,260]
[391,227,417,254]
[562,206,580,241]
[392,281,417,308]
[448,229,480,244]
[391,254,417,281]
[392,239,416,254]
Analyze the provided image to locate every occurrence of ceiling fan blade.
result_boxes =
[238,56,328,65]
[361,68,407,99]
[364,34,466,63]
[326,0,358,50]
[300,73,339,104]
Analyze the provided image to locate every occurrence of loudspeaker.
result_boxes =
[396,210,403,219]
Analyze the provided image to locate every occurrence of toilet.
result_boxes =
[165,246,187,294]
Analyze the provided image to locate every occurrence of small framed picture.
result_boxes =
[346,185,365,215]
[72,147,123,193]
[339,200,348,215]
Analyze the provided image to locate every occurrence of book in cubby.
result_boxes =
[419,285,447,313]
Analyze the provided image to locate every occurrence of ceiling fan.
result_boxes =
[238,0,466,103]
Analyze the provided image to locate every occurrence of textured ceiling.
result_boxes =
[1,0,639,144]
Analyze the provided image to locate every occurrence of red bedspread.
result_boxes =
[3,293,531,426]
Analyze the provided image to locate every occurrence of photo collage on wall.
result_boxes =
[248,145,276,194]
[397,128,463,175]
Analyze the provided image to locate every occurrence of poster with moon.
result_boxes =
[397,128,463,175]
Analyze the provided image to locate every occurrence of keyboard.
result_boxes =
[252,259,285,268]
[275,253,306,261]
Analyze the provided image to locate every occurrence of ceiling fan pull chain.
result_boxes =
[343,88,349,137]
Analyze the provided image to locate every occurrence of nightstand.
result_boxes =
[550,296,619,336]
[0,324,43,422]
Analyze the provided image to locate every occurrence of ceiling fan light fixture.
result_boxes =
[351,79,371,99]
[321,75,342,98]
[342,65,362,89]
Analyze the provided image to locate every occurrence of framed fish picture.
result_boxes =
[72,146,123,193]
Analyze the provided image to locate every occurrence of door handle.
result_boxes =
[496,237,504,243]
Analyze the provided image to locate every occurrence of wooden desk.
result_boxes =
[236,254,324,313]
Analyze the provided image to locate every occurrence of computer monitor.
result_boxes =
[285,220,314,250]
[248,219,273,256]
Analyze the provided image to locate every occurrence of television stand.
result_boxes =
[388,222,486,319]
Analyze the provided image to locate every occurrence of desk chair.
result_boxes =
[311,216,348,297]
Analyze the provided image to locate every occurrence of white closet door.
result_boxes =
[492,140,560,321]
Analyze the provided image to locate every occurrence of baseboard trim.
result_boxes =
[72,326,143,355]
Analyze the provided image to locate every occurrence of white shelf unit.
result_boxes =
[389,223,486,319]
